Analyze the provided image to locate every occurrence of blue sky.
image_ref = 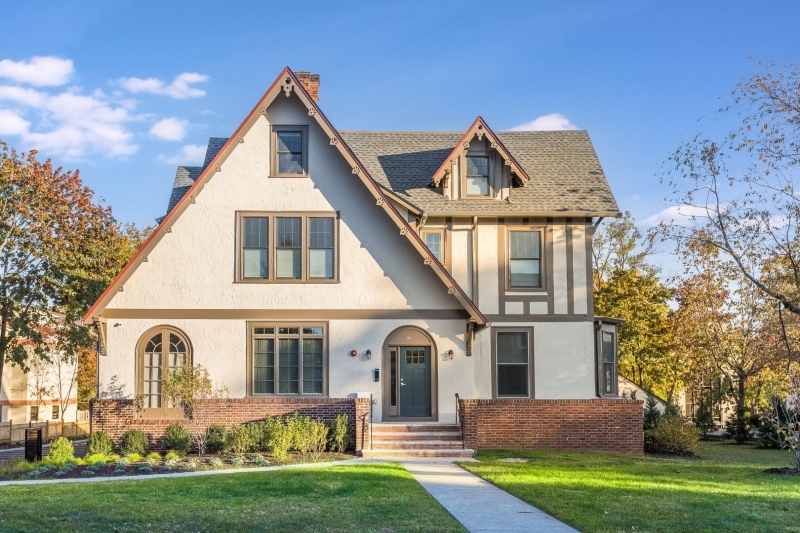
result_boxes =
[1,0,798,275]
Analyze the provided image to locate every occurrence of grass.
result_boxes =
[459,442,800,533]
[0,463,466,533]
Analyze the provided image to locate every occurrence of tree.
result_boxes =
[661,61,800,317]
[76,345,97,411]
[161,363,227,456]
[45,318,82,422]
[593,212,674,396]
[762,370,800,471]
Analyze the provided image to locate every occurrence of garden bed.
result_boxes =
[0,451,354,482]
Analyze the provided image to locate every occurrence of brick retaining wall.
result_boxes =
[91,397,371,452]
[459,399,643,455]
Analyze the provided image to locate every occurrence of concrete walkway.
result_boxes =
[401,459,579,533]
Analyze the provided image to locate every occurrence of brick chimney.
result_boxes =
[294,72,320,102]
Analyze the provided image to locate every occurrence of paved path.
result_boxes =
[401,459,579,533]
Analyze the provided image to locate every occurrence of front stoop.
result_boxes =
[360,423,475,458]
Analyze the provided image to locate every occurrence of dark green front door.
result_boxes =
[399,346,431,417]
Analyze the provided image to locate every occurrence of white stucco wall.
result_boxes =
[477,222,499,314]
[572,224,588,314]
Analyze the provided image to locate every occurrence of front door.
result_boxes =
[399,346,431,417]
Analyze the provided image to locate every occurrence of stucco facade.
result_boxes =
[87,69,628,436]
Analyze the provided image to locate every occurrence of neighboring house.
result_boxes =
[618,376,667,413]
[84,69,642,456]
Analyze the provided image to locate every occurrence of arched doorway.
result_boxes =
[382,326,438,421]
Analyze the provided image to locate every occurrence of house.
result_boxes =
[83,69,643,456]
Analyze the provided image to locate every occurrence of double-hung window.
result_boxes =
[508,230,542,288]
[466,156,490,196]
[494,329,532,398]
[250,324,326,396]
[602,331,617,395]
[237,213,338,282]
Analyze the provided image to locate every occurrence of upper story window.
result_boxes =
[422,230,443,262]
[466,156,490,196]
[508,230,542,288]
[238,212,338,283]
[271,126,308,177]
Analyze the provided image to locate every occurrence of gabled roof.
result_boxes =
[84,68,486,326]
[429,117,530,187]
[341,129,620,216]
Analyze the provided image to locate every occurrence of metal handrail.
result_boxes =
[455,393,465,450]
[369,393,373,450]
[455,393,460,425]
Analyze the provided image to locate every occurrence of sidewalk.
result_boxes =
[400,459,579,533]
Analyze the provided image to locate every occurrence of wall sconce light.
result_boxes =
[349,349,358,357]
[447,350,454,360]
[366,349,372,360]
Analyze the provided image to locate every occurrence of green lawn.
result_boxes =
[0,463,466,533]
[460,443,800,533]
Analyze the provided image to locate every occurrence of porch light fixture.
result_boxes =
[366,349,372,360]
[446,350,454,360]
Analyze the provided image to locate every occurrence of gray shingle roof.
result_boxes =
[159,130,619,223]
[339,130,619,215]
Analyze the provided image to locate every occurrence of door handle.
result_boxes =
[400,382,407,386]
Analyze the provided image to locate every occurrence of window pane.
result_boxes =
[277,131,303,174]
[278,338,299,394]
[253,327,275,335]
[604,363,614,394]
[244,217,268,247]
[497,332,528,364]
[276,249,301,278]
[302,327,324,335]
[243,249,268,278]
[278,153,303,174]
[310,218,333,248]
[467,156,489,176]
[277,131,302,152]
[509,259,540,287]
[510,231,540,259]
[253,338,274,394]
[424,233,441,260]
[279,327,299,335]
[466,176,489,196]
[603,332,615,363]
[498,365,528,396]
[309,249,333,278]
[277,218,301,247]
[303,338,323,394]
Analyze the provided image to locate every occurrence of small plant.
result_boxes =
[227,424,256,454]
[87,431,114,456]
[116,457,131,467]
[231,455,245,468]
[183,458,198,471]
[165,457,180,468]
[138,465,153,474]
[206,424,228,454]
[125,453,143,463]
[120,429,149,456]
[46,437,75,464]
[81,470,96,477]
[327,414,350,452]
[147,452,162,462]
[249,453,269,467]
[209,457,224,468]
[164,423,192,455]
[143,458,157,467]
[113,467,126,475]
[83,453,108,465]
[645,416,700,455]
[164,450,182,461]
[265,416,292,461]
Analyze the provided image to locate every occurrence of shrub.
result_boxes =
[723,415,753,443]
[125,453,143,463]
[80,469,95,477]
[247,422,266,450]
[265,416,292,461]
[306,419,329,458]
[83,453,109,465]
[47,437,75,464]
[147,451,162,462]
[231,456,245,468]
[164,423,192,454]
[227,424,256,454]
[164,450,181,461]
[116,457,131,467]
[327,414,350,452]
[87,431,113,456]
[209,457,224,468]
[287,414,312,452]
[645,416,700,455]
[206,424,228,454]
[120,429,149,456]
[643,395,662,431]
[183,458,198,471]
[165,457,180,468]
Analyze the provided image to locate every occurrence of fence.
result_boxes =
[0,420,90,445]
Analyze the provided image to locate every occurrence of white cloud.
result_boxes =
[157,144,207,165]
[511,113,579,131]
[643,205,713,227]
[0,56,74,86]
[149,117,189,141]
[0,109,30,135]
[118,72,209,99]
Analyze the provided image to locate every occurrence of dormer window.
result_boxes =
[466,156,490,196]
[271,125,309,177]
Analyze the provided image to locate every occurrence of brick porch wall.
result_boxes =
[91,397,369,452]
[459,399,643,455]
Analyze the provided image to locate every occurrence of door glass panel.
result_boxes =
[390,350,397,407]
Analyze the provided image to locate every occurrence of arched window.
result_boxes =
[136,326,191,419]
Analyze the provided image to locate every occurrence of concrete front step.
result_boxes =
[372,432,463,441]
[371,424,461,433]
[371,440,466,450]
[360,448,475,458]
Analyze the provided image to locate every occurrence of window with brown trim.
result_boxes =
[248,323,327,396]
[491,327,534,398]
[507,228,542,289]
[136,326,192,419]
[236,212,339,283]
[421,229,445,263]
[466,156,490,196]
[602,330,617,395]
[271,126,309,177]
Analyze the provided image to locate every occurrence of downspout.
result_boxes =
[471,216,478,306]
